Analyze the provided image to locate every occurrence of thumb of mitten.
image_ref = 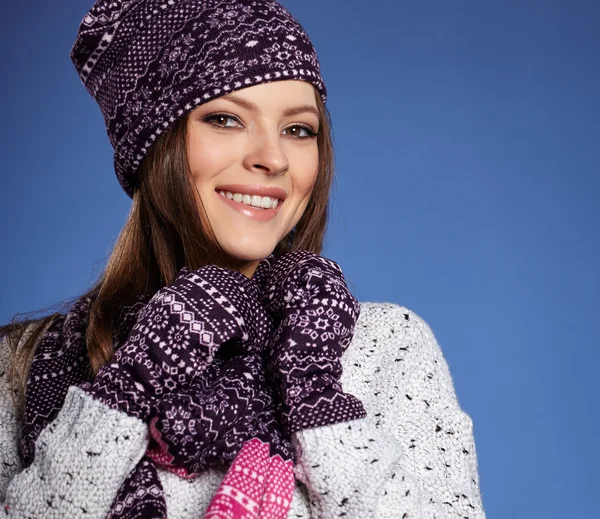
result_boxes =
[261,250,351,316]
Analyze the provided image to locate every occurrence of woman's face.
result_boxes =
[186,80,320,277]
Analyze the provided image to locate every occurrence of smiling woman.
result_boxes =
[0,1,486,518]
[185,81,323,276]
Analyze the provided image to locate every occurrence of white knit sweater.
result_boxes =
[0,303,486,518]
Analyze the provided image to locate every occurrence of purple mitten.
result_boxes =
[87,264,273,422]
[261,250,366,435]
[145,351,294,476]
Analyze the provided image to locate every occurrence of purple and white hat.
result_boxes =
[71,0,327,197]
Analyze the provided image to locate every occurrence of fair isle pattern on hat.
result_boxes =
[70,0,327,197]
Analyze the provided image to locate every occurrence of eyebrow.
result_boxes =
[222,93,319,118]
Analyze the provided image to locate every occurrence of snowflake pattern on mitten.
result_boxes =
[19,251,367,519]
[261,250,367,435]
[88,264,273,421]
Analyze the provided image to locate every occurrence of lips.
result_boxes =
[214,184,287,201]
[215,190,282,222]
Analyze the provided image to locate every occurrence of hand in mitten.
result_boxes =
[87,264,273,422]
[260,250,366,434]
[145,349,294,477]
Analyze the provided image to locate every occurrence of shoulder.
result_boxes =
[354,302,450,376]
[1,318,49,354]
[355,301,438,344]
[0,318,55,412]
[0,321,45,500]
[1,318,53,362]
[1,320,39,393]
[343,302,460,410]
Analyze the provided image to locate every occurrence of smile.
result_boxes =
[215,190,283,222]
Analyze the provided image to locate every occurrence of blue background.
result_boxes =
[1,1,598,517]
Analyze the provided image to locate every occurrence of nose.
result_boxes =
[242,125,289,176]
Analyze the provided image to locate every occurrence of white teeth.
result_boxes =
[218,190,281,210]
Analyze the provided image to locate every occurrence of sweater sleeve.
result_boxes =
[0,334,149,519]
[290,303,486,518]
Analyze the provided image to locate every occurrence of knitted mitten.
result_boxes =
[145,352,293,477]
[261,250,366,435]
[87,264,272,422]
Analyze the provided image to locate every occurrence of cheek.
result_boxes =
[284,147,319,236]
[294,146,320,198]
[186,133,232,186]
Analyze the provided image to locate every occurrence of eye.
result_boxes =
[283,124,318,139]
[202,113,243,128]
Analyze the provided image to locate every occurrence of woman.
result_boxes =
[0,0,486,517]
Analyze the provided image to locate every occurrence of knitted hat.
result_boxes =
[71,0,327,197]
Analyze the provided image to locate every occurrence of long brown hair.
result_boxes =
[0,88,335,416]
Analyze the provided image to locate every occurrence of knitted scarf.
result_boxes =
[20,254,365,518]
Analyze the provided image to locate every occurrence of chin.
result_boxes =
[218,239,278,265]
